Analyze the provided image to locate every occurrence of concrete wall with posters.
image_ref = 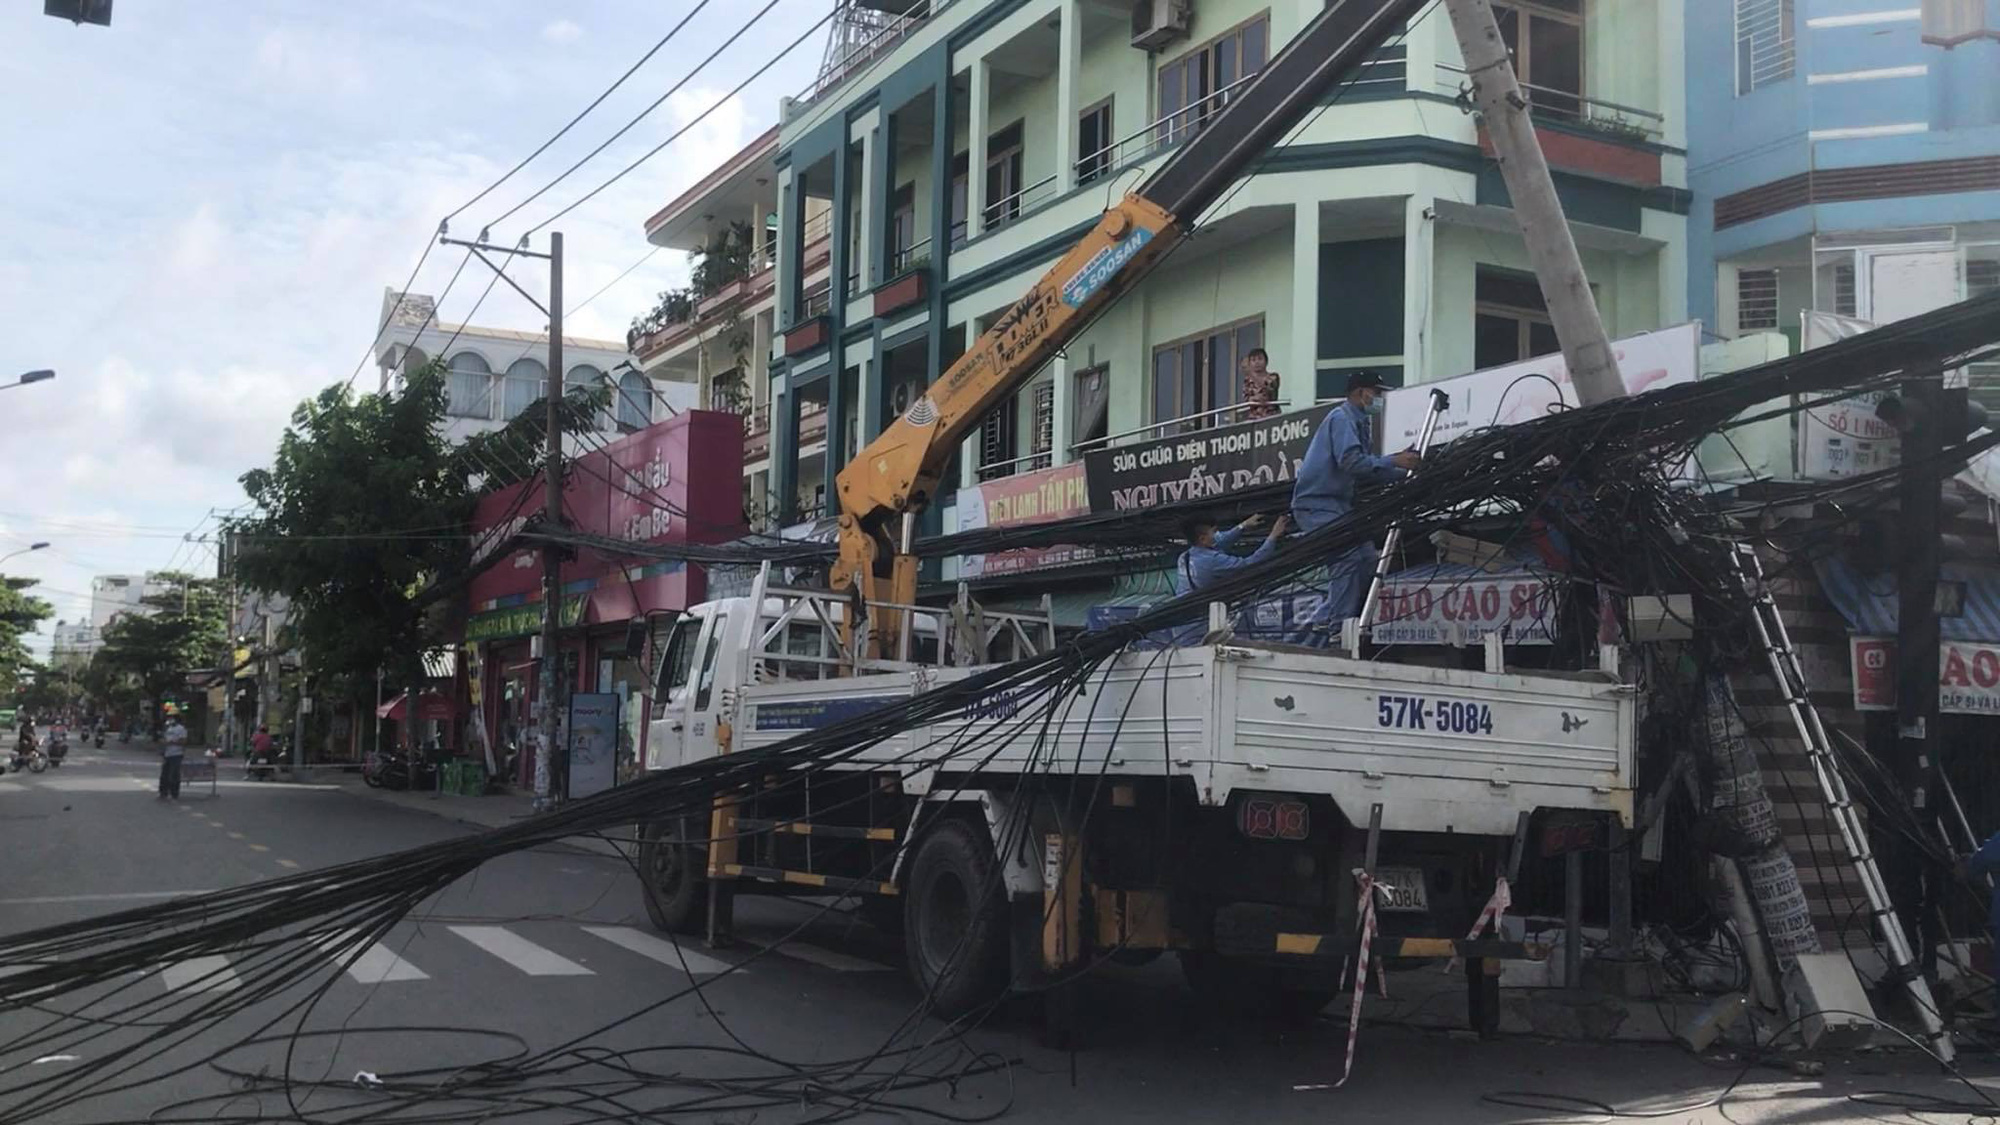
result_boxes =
[465,410,746,635]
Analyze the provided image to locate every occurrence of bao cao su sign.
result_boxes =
[1850,635,2000,715]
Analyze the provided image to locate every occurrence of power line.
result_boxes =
[443,1,716,227]
[486,0,791,235]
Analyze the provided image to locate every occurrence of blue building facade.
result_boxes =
[1687,1,1999,356]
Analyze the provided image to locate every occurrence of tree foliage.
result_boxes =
[231,362,473,695]
[95,572,228,723]
[0,576,54,697]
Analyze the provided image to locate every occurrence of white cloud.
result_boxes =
[0,1,825,656]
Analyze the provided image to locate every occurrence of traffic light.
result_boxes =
[44,0,111,26]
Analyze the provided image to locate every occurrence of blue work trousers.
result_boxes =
[1288,540,1379,646]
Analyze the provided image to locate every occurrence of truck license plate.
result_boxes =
[1373,866,1428,913]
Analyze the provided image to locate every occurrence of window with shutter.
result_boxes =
[1737,268,1780,332]
[1735,0,1795,96]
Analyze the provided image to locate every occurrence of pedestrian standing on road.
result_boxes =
[1288,370,1421,645]
[159,716,187,800]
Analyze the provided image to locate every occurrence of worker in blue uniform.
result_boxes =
[1288,370,1421,645]
[1174,512,1291,596]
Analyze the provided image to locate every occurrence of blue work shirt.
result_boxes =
[1174,527,1280,596]
[1290,400,1407,532]
[1967,830,2000,939]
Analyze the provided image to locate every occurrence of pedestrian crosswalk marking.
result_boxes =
[159,955,239,993]
[580,926,734,977]
[316,931,428,985]
[447,926,593,976]
[753,938,892,973]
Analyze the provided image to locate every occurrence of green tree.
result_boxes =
[96,573,228,728]
[230,361,473,698]
[0,575,54,697]
[81,649,141,716]
[17,663,83,716]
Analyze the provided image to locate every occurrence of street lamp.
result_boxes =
[2,370,55,392]
[0,542,50,566]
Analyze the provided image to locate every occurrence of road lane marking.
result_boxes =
[752,939,892,973]
[159,955,240,993]
[315,931,428,984]
[227,831,244,840]
[580,926,734,976]
[249,844,269,853]
[447,926,593,976]
[275,859,299,869]
[0,890,215,906]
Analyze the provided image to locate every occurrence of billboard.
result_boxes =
[1082,405,1334,514]
[1850,635,2000,715]
[954,461,1094,579]
[1380,323,1702,454]
[1797,311,1898,481]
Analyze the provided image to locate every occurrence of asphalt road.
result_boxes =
[3,736,1997,1124]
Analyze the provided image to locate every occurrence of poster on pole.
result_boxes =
[566,692,621,799]
[1797,311,1899,481]
[1849,635,2000,715]
[1380,323,1702,454]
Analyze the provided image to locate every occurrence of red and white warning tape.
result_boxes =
[1299,868,1389,1091]
[1446,875,1511,973]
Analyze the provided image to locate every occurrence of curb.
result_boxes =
[331,776,638,864]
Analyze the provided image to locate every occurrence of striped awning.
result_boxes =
[1813,555,2000,642]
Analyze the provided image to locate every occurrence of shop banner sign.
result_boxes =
[566,692,621,799]
[1370,573,1561,646]
[955,461,1093,579]
[1850,635,2000,715]
[466,595,585,643]
[1083,405,1333,514]
[1798,312,1899,481]
[1381,323,1700,454]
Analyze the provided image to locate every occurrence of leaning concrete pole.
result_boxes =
[1440,0,1624,406]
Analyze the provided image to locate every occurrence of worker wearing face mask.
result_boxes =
[1288,370,1421,644]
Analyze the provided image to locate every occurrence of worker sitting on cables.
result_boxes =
[1288,369,1422,645]
[1175,511,1291,597]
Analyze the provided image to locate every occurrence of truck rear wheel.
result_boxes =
[638,818,708,935]
[904,819,1009,1017]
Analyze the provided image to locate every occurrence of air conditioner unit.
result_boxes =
[1131,0,1191,50]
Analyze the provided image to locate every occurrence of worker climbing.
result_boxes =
[1289,370,1421,645]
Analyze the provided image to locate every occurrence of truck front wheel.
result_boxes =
[638,818,708,935]
[904,819,1009,1017]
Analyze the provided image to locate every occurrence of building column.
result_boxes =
[854,115,881,290]
[1049,354,1072,465]
[825,148,850,506]
[1402,193,1436,386]
[776,167,798,331]
[1291,200,1320,408]
[857,349,882,444]
[1054,0,1082,194]
[773,375,799,527]
[968,58,990,239]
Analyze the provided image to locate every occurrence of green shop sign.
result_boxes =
[466,595,585,642]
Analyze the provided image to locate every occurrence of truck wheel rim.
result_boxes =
[917,871,970,972]
[649,834,687,900]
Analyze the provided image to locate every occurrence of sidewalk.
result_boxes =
[324,771,639,864]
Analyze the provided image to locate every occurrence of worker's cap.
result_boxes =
[1345,369,1391,393]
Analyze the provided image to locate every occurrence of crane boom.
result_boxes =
[832,0,1428,655]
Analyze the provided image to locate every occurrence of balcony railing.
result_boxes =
[891,237,933,275]
[981,174,1058,234]
[802,279,833,319]
[1073,74,1259,189]
[1071,401,1269,455]
[975,448,1053,482]
[1434,63,1665,141]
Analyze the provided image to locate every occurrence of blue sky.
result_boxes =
[0,2,828,650]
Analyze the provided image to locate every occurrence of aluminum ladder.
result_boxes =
[1731,542,1953,1061]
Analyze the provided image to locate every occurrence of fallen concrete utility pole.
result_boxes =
[1440,0,1624,406]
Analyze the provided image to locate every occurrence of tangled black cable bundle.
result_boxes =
[6,290,2000,1122]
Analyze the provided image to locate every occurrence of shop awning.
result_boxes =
[377,691,455,723]
[1813,555,2000,643]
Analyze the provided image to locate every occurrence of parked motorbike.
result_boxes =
[362,747,436,792]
